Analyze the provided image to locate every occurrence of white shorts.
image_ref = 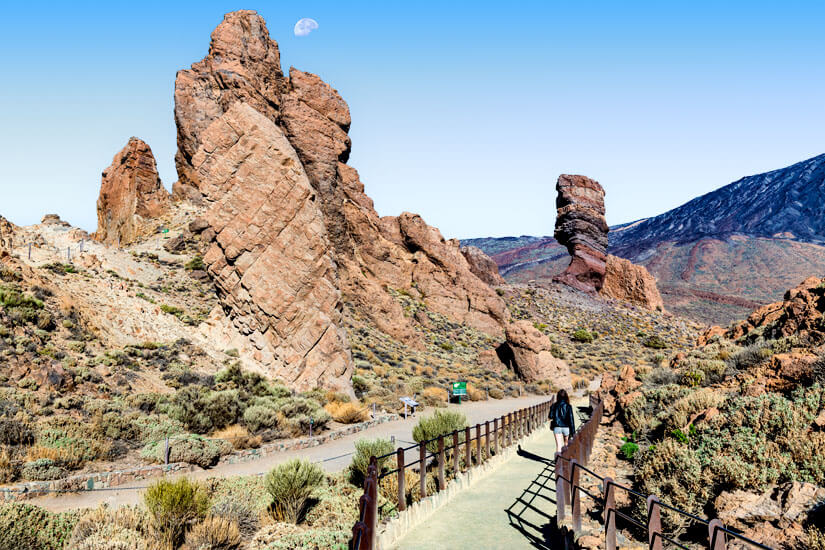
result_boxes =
[553,427,570,436]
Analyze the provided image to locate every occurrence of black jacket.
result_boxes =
[550,401,575,432]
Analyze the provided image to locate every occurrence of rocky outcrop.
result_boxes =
[461,246,505,286]
[193,102,352,393]
[173,10,285,196]
[0,216,14,252]
[502,320,572,389]
[600,254,664,311]
[714,482,825,549]
[713,276,825,344]
[94,138,170,245]
[553,175,609,293]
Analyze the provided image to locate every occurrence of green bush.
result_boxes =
[571,329,594,343]
[144,477,210,549]
[67,505,148,550]
[21,459,66,481]
[185,256,205,271]
[619,441,639,460]
[243,405,279,433]
[168,387,240,434]
[643,335,667,349]
[141,434,232,468]
[412,410,468,453]
[349,438,395,486]
[0,418,34,445]
[264,459,325,524]
[0,503,78,550]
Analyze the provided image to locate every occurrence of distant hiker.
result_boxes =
[550,389,575,450]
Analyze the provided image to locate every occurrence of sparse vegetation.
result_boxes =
[265,459,325,524]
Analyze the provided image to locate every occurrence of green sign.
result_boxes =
[452,381,467,396]
[162,229,170,234]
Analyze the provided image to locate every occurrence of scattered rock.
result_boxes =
[94,137,170,245]
[553,174,609,293]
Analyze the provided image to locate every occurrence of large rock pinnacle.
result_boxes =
[94,137,170,246]
[553,174,609,293]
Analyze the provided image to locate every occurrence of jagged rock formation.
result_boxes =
[600,255,664,311]
[703,276,825,345]
[460,246,506,286]
[0,216,15,253]
[193,102,352,393]
[501,320,572,389]
[173,10,284,196]
[172,10,510,392]
[553,175,609,293]
[94,138,170,245]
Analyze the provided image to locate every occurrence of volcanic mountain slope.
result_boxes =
[467,154,825,326]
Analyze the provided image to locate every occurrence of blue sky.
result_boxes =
[1,1,823,239]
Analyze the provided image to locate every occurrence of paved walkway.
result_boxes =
[392,400,586,550]
[29,395,547,512]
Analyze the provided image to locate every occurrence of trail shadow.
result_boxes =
[505,448,573,549]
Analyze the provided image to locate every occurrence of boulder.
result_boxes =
[194,102,352,393]
[460,246,506,286]
[503,320,572,389]
[553,175,609,293]
[94,137,170,245]
[600,255,664,311]
[0,216,14,252]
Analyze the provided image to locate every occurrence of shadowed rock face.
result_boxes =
[94,137,170,246]
[503,320,572,389]
[553,174,609,293]
[195,103,352,393]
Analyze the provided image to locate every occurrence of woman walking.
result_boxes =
[550,389,575,451]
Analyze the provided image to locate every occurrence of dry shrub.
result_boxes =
[466,384,486,401]
[24,443,93,470]
[808,527,825,550]
[0,447,18,483]
[419,386,448,406]
[378,469,421,508]
[571,375,589,390]
[211,425,261,450]
[183,516,241,550]
[68,505,148,550]
[662,388,725,432]
[143,478,209,550]
[324,402,369,424]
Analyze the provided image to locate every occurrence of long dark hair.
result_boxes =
[556,389,569,404]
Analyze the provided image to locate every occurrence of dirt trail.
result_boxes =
[29,396,548,512]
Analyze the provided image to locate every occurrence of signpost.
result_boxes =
[400,397,419,419]
[452,381,467,404]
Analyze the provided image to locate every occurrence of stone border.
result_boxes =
[375,423,552,549]
[1,413,398,502]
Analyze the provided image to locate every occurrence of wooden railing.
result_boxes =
[350,399,556,550]
[555,395,775,550]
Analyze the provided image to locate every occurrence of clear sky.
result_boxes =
[1,1,823,239]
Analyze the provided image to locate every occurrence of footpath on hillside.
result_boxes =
[28,395,547,513]
[392,399,587,550]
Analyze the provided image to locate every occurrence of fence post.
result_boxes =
[366,457,378,549]
[419,443,427,500]
[476,424,481,464]
[603,477,616,550]
[453,431,459,475]
[508,413,513,445]
[465,426,471,469]
[397,448,406,512]
[708,519,727,550]
[493,418,499,455]
[485,421,490,460]
[555,452,566,524]
[437,435,446,490]
[647,495,662,550]
[562,447,571,508]
[570,459,581,533]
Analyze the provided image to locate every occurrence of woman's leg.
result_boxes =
[554,431,565,451]
[562,433,570,447]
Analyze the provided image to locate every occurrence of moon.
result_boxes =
[294,18,319,37]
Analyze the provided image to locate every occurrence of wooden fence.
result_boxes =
[350,399,555,550]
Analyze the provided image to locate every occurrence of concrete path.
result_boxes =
[391,400,586,550]
[28,395,547,512]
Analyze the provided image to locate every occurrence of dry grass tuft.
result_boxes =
[211,425,261,450]
[324,402,369,424]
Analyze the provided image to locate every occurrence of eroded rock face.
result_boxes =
[173,10,285,195]
[94,138,170,245]
[0,216,14,252]
[553,175,609,293]
[503,320,572,389]
[720,276,825,344]
[195,102,352,393]
[461,246,506,286]
[600,255,664,311]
